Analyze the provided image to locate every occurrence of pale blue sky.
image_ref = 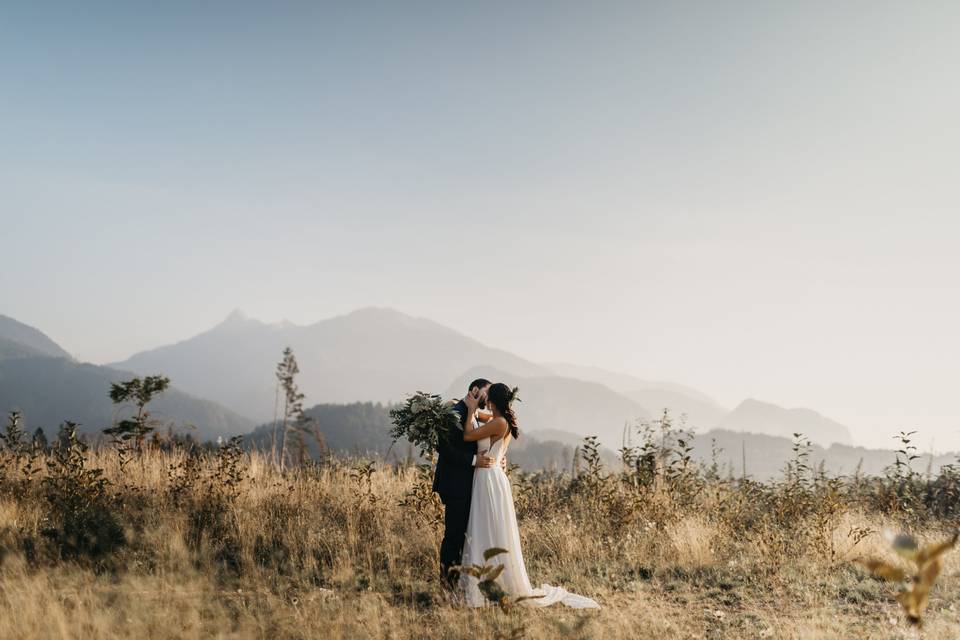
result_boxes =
[3,2,960,450]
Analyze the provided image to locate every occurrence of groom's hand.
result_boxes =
[476,453,495,468]
[500,456,507,471]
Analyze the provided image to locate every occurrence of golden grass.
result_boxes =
[0,447,958,639]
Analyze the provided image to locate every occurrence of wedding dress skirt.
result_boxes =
[460,436,600,609]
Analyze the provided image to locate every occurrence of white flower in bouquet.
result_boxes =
[410,395,433,415]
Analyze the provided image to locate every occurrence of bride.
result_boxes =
[458,383,600,609]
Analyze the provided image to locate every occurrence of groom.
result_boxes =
[433,377,497,587]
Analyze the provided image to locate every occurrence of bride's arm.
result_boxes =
[439,429,494,468]
[463,417,508,442]
[475,409,493,424]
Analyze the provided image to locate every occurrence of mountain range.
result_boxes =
[5,307,856,450]
[715,398,853,447]
[111,308,550,422]
[0,316,253,440]
[542,362,728,431]
[0,315,73,360]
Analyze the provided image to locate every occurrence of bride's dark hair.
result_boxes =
[487,383,520,440]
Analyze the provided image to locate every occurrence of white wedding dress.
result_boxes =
[460,432,600,609]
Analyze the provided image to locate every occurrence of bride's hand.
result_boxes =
[464,391,480,412]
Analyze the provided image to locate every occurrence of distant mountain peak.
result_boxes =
[542,361,722,407]
[345,306,404,317]
[323,307,464,337]
[211,308,268,332]
[113,306,548,420]
[222,308,249,323]
[734,398,826,418]
[0,356,254,440]
[0,314,72,360]
[341,306,433,324]
[718,398,853,447]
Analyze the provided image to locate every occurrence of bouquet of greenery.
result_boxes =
[389,392,461,457]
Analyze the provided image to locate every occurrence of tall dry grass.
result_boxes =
[0,426,959,639]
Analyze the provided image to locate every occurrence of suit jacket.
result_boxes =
[432,399,478,500]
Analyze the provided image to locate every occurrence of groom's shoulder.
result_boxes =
[450,399,466,422]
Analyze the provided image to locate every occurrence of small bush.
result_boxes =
[39,423,124,565]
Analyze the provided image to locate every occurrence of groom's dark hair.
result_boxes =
[468,378,491,392]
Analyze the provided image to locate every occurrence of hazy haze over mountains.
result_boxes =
[0,358,255,441]
[715,399,854,448]
[0,315,73,360]
[113,308,550,421]
[108,307,856,449]
[543,362,719,403]
[0,306,926,480]
[543,362,728,432]
[0,316,254,440]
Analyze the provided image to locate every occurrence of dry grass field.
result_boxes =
[1,423,959,640]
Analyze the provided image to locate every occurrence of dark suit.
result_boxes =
[433,399,477,585]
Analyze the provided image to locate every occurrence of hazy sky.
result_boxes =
[3,2,960,451]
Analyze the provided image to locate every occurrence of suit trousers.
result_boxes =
[438,493,471,585]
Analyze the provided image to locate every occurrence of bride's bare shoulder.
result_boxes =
[487,416,509,440]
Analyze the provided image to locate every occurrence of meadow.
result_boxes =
[1,413,959,640]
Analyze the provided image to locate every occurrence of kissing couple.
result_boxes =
[432,378,600,609]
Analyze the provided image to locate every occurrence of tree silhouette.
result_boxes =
[104,375,170,450]
[274,348,304,470]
